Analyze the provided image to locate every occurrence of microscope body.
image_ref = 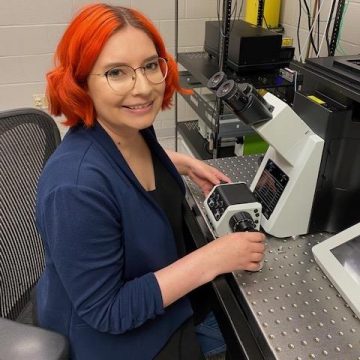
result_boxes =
[207,72,324,238]
[250,92,324,237]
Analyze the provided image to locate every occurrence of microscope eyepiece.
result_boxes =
[216,80,250,113]
[216,80,236,98]
[207,71,227,90]
[209,72,273,125]
[215,79,273,125]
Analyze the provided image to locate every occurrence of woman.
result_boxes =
[36,4,265,360]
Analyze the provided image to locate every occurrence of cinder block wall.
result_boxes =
[0,0,221,137]
[0,1,359,138]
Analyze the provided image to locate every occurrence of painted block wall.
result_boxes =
[0,1,359,137]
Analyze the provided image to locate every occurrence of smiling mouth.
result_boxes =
[123,102,153,110]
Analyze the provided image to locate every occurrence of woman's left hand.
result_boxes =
[165,150,232,195]
[186,157,231,195]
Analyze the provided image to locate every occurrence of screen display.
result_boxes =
[253,159,289,219]
[331,236,360,285]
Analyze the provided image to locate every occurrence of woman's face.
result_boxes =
[87,26,166,137]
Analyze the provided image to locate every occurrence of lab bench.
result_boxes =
[183,155,360,360]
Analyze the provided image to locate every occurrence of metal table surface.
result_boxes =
[185,156,360,360]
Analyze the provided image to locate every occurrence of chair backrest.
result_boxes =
[0,108,61,320]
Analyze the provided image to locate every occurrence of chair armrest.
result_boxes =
[0,317,69,360]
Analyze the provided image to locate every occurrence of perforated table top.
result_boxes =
[185,155,360,360]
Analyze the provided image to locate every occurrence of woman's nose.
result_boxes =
[131,69,152,95]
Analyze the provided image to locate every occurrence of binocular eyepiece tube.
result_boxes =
[207,71,228,91]
[207,71,274,126]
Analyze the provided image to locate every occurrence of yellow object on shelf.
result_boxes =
[245,0,281,29]
[307,95,326,105]
[282,37,293,47]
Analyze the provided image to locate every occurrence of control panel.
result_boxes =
[253,159,289,219]
[204,182,262,237]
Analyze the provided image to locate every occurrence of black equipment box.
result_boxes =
[204,20,283,71]
[294,55,360,233]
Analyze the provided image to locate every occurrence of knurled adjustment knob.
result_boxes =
[229,211,256,232]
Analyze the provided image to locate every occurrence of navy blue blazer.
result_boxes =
[35,122,193,360]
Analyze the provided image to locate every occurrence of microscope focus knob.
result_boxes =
[229,211,256,232]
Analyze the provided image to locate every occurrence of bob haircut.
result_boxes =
[47,3,191,127]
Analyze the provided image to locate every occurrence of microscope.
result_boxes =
[204,72,324,238]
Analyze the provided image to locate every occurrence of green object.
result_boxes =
[243,133,268,155]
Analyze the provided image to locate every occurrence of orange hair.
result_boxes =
[46,3,191,127]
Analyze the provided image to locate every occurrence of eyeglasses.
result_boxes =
[89,57,168,95]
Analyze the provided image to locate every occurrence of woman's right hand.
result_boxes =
[206,231,266,276]
[155,230,266,307]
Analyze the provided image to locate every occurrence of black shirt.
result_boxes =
[149,152,204,360]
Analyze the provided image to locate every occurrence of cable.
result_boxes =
[305,0,319,58]
[316,0,320,53]
[217,0,225,38]
[302,0,318,54]
[238,0,244,19]
[231,0,238,33]
[297,0,303,62]
[263,14,269,29]
[316,0,336,57]
[217,0,239,37]
[298,0,326,62]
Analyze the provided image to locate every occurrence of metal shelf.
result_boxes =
[178,52,220,88]
[179,73,254,139]
[177,121,235,160]
[176,52,296,159]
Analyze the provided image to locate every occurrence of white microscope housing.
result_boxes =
[208,74,324,238]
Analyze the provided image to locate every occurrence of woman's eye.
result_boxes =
[107,67,126,78]
[145,61,159,71]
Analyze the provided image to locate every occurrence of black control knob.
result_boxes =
[214,210,221,221]
[229,211,256,232]
[208,199,215,208]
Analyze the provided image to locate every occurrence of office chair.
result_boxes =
[0,108,69,360]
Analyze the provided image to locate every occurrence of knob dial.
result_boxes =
[229,211,256,232]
